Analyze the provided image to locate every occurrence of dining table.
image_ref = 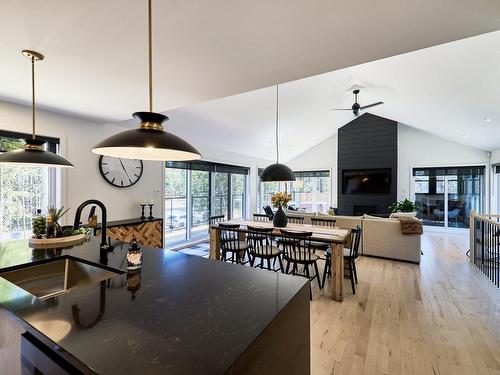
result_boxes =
[209,219,351,302]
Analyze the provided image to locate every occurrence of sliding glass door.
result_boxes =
[165,161,249,249]
[412,166,484,228]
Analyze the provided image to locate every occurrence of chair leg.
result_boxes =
[278,256,285,273]
[352,260,358,284]
[313,261,321,290]
[249,254,255,267]
[285,260,291,274]
[267,258,272,271]
[349,259,356,294]
[322,256,330,289]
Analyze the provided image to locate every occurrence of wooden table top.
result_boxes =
[211,219,350,244]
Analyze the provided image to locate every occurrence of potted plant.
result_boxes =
[389,199,417,218]
[46,206,70,238]
[271,191,292,227]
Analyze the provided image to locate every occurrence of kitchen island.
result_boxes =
[0,237,309,374]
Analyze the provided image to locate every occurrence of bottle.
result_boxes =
[127,239,143,270]
[32,209,46,239]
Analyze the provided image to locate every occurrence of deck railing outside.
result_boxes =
[470,210,500,287]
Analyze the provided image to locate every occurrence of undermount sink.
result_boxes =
[0,258,123,299]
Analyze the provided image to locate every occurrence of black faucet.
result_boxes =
[73,199,111,252]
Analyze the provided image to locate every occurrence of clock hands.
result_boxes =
[119,159,132,182]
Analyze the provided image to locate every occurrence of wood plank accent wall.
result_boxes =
[98,220,163,248]
[337,113,398,215]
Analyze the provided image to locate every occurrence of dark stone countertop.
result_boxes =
[0,237,307,374]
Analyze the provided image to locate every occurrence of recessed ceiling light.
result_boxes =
[484,117,492,122]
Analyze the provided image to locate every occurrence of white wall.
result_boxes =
[397,124,490,203]
[0,100,271,225]
[286,134,338,207]
[284,124,491,210]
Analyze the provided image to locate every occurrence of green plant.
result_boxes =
[62,227,89,237]
[48,206,70,223]
[389,199,416,213]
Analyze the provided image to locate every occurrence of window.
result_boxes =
[0,131,59,241]
[165,161,249,249]
[257,169,331,213]
[289,171,330,212]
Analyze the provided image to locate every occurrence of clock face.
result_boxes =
[99,156,143,188]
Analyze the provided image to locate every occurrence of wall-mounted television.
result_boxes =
[342,168,391,194]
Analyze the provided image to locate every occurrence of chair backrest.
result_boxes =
[218,223,243,251]
[253,213,270,222]
[347,226,362,259]
[247,226,275,256]
[209,215,225,225]
[287,216,304,225]
[311,217,336,227]
[263,205,274,219]
[279,229,314,262]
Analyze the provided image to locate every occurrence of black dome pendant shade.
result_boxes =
[92,0,201,162]
[260,163,296,182]
[92,112,201,161]
[0,50,74,168]
[260,85,295,182]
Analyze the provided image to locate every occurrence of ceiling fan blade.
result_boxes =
[359,102,384,110]
[330,108,353,111]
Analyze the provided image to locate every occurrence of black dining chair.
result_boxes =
[310,217,337,253]
[280,229,321,299]
[218,223,251,264]
[247,226,284,272]
[253,213,270,222]
[209,215,225,226]
[287,216,305,225]
[322,226,362,294]
[263,205,274,220]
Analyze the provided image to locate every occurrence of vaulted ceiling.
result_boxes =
[1,0,499,124]
[163,30,500,162]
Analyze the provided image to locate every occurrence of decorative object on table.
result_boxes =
[327,207,336,216]
[271,191,292,228]
[0,50,73,168]
[140,203,146,220]
[148,199,154,219]
[389,199,417,218]
[127,239,143,270]
[46,206,70,238]
[91,0,201,162]
[98,155,143,188]
[32,209,46,239]
[260,85,296,182]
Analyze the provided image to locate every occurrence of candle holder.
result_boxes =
[148,204,154,220]
[140,204,146,220]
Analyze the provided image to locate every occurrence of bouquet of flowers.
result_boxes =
[271,191,292,209]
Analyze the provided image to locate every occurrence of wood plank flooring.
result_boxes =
[311,231,500,375]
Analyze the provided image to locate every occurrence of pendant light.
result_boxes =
[0,50,73,168]
[260,85,296,182]
[92,0,201,161]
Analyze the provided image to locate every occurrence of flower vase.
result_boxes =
[273,204,288,228]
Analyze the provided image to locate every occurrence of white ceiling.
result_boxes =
[163,30,500,162]
[1,0,500,123]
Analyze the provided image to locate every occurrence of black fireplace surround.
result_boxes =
[337,113,398,216]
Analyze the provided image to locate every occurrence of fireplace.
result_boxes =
[353,205,377,216]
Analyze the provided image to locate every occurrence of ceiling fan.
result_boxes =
[331,89,383,116]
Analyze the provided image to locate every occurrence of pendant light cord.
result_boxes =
[148,0,153,112]
[275,84,279,163]
[31,56,36,139]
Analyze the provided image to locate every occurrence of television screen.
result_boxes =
[342,169,391,194]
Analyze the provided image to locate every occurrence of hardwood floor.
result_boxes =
[311,231,500,375]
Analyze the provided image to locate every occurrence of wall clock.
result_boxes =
[98,155,143,188]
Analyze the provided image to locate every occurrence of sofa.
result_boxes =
[286,212,421,263]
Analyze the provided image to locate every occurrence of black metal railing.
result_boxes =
[472,213,500,287]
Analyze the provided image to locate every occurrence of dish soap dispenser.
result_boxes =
[127,239,143,270]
